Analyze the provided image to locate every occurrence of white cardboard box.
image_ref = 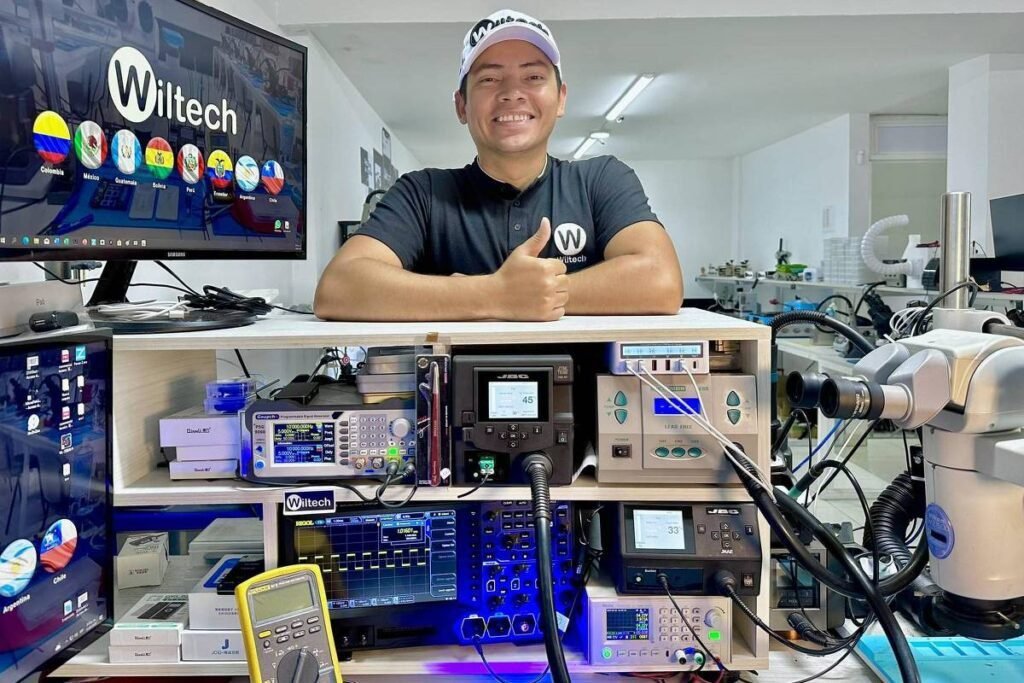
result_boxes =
[188,518,264,567]
[159,405,240,447]
[181,629,246,661]
[164,444,240,461]
[108,644,181,663]
[110,593,189,647]
[115,533,169,589]
[169,459,237,480]
[189,555,257,630]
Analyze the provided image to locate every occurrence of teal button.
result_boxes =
[727,409,742,425]
[614,409,628,425]
[655,447,670,458]
[726,391,741,407]
[671,447,686,458]
[688,447,703,458]
[602,646,613,660]
[614,391,628,407]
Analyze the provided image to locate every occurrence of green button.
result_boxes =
[688,447,703,458]
[602,646,613,660]
[388,446,399,456]
[655,447,670,458]
[708,630,721,641]
[614,391,628,407]
[671,447,686,458]
[726,391,741,407]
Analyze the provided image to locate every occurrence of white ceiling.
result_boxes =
[303,12,1024,166]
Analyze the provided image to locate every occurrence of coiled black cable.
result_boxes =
[863,472,920,568]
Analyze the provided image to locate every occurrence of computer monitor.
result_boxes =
[0,330,113,682]
[990,193,1024,269]
[0,0,306,304]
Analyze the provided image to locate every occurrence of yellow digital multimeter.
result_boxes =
[236,564,343,683]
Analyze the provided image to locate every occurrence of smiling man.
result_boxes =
[314,10,683,321]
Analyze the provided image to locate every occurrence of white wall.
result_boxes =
[0,0,421,309]
[625,160,736,300]
[736,114,866,273]
[948,54,1024,256]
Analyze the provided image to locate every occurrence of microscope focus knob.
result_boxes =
[278,648,320,683]
[704,607,725,629]
[390,418,412,438]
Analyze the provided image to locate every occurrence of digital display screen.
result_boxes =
[633,509,686,551]
[273,422,333,465]
[0,0,306,261]
[293,509,458,610]
[621,344,702,358]
[487,381,539,420]
[0,335,111,683]
[653,397,702,416]
[606,608,650,641]
[251,580,313,623]
[774,557,820,609]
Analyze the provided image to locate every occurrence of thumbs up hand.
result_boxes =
[489,218,569,321]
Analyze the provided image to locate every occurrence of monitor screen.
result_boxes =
[0,0,306,262]
[0,332,112,683]
[290,508,458,611]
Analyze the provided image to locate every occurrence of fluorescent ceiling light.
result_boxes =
[605,74,655,122]
[572,131,611,160]
[573,136,600,160]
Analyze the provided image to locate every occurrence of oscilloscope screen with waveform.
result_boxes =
[292,508,458,610]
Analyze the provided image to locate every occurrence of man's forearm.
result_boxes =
[314,258,495,321]
[566,254,683,315]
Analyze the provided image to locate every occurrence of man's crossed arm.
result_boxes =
[313,218,683,321]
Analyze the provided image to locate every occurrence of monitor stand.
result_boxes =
[86,260,257,334]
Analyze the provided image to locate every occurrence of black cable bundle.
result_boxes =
[862,472,921,568]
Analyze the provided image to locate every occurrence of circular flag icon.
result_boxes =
[40,519,78,573]
[73,121,108,169]
[261,160,285,195]
[235,155,259,192]
[176,144,205,184]
[145,137,173,179]
[0,538,37,598]
[33,111,71,164]
[112,130,142,175]
[206,150,233,189]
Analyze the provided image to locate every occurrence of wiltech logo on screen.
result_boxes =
[107,46,237,135]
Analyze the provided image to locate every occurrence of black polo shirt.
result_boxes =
[355,155,662,276]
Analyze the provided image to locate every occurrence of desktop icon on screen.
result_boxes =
[236,155,259,192]
[146,137,174,179]
[33,111,71,164]
[113,130,143,175]
[177,144,205,184]
[74,121,108,170]
[261,160,285,195]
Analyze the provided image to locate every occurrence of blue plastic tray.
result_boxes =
[857,635,1024,682]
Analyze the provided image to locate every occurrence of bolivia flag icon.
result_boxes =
[33,111,71,164]
[145,137,174,179]
[261,160,285,195]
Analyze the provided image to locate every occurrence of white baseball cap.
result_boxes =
[457,9,561,90]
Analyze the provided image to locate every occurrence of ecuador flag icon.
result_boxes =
[261,160,285,195]
[206,150,233,189]
[33,111,71,164]
[145,137,173,179]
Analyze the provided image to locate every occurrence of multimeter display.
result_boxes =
[251,580,314,623]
